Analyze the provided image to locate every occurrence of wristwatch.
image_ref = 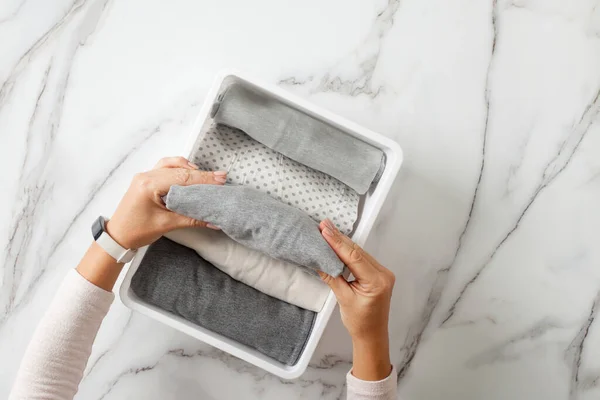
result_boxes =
[92,216,137,263]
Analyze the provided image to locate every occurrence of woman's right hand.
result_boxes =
[318,219,395,381]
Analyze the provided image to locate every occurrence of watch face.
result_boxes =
[92,216,105,241]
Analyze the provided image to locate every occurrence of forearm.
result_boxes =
[10,245,116,400]
[351,332,392,381]
[347,333,397,400]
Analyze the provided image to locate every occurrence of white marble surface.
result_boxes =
[1,0,600,398]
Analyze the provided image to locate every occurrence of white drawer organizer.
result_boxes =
[117,70,403,379]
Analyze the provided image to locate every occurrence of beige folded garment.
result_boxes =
[164,228,330,312]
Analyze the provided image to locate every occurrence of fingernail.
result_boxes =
[324,219,336,231]
[188,161,199,169]
[206,223,220,230]
[213,171,227,183]
[322,227,333,237]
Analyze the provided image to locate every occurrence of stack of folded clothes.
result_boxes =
[131,83,385,366]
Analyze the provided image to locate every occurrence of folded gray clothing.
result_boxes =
[130,237,316,366]
[190,124,360,234]
[211,83,386,195]
[165,184,345,277]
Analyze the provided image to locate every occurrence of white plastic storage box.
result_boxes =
[117,70,403,379]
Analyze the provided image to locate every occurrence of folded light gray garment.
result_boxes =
[165,184,345,277]
[131,237,316,366]
[211,83,386,195]
[190,124,360,234]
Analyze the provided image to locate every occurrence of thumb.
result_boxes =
[318,271,352,300]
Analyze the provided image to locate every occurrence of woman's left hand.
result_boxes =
[106,156,227,249]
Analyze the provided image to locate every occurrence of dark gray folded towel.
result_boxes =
[165,184,345,277]
[211,83,386,194]
[130,237,316,366]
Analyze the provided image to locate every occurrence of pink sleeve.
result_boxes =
[347,367,398,400]
[9,269,114,400]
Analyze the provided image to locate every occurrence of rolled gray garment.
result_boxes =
[211,83,386,195]
[130,237,316,366]
[165,184,345,277]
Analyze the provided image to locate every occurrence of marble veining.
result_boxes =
[2,0,600,399]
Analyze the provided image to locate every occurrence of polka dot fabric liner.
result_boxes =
[190,124,360,234]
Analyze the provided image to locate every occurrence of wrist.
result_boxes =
[105,218,135,249]
[352,331,390,354]
[351,331,391,381]
[76,242,124,291]
[350,325,389,346]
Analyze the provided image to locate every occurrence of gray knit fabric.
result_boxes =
[190,124,360,234]
[211,83,386,194]
[165,184,345,277]
[130,237,316,366]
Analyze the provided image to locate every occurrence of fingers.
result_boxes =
[165,214,207,230]
[163,211,220,230]
[318,271,352,299]
[150,168,227,195]
[145,157,227,195]
[320,219,378,281]
[154,156,198,170]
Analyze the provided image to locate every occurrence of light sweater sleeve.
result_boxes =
[9,269,114,400]
[347,367,398,400]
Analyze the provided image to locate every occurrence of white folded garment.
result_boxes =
[164,228,330,312]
